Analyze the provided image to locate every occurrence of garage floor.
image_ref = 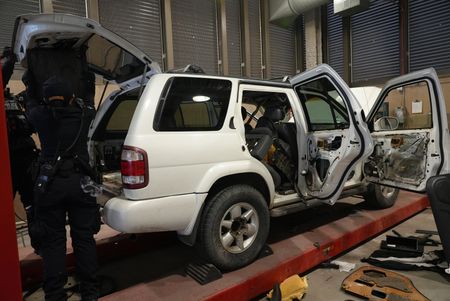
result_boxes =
[21,193,449,300]
[300,207,449,301]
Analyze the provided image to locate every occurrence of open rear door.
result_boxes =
[364,68,448,192]
[291,64,373,205]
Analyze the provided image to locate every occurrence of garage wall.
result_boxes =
[225,0,242,77]
[268,22,296,78]
[0,0,40,50]
[351,0,399,84]
[326,3,344,79]
[52,0,86,16]
[98,0,163,67]
[409,0,450,74]
[171,0,218,74]
[2,0,305,80]
[248,0,262,78]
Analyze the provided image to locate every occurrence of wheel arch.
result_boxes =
[178,172,272,246]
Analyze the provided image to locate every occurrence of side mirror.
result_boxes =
[374,116,399,131]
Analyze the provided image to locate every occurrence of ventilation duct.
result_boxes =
[269,0,328,27]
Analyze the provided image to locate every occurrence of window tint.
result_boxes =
[373,81,432,131]
[295,77,349,131]
[155,77,232,131]
[106,99,138,131]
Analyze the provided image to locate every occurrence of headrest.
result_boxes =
[263,106,285,122]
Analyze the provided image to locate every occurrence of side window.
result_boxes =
[155,77,232,131]
[373,81,432,131]
[295,77,350,131]
[106,99,138,131]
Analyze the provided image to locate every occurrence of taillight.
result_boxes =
[121,146,148,189]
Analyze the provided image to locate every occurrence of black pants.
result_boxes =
[35,171,100,301]
[11,148,37,208]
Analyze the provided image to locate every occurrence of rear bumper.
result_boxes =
[102,193,207,235]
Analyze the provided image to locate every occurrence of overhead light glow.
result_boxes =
[193,95,210,102]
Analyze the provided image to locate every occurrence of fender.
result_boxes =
[195,158,275,206]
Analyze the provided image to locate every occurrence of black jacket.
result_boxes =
[26,99,95,164]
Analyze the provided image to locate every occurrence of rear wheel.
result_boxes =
[364,183,399,209]
[198,185,270,271]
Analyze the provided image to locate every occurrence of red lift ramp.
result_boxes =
[100,191,429,301]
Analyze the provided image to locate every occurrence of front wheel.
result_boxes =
[364,183,399,209]
[198,185,270,271]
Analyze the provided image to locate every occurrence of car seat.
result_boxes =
[256,106,285,137]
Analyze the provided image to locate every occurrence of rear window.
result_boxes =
[154,77,232,131]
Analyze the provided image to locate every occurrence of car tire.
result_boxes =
[198,185,270,271]
[363,183,399,209]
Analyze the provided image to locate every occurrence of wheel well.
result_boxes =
[207,173,270,205]
[178,173,270,247]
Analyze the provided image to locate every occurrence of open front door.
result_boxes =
[364,68,448,192]
[291,64,373,204]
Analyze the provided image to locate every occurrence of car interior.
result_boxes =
[241,91,298,194]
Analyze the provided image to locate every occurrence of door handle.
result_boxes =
[349,140,359,144]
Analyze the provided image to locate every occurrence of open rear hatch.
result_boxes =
[13,13,160,83]
[12,14,161,201]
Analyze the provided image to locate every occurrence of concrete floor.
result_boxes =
[301,208,450,301]
[21,198,450,300]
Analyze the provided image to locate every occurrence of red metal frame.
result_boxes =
[0,64,22,299]
[99,192,428,301]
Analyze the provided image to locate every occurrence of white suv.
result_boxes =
[14,14,449,270]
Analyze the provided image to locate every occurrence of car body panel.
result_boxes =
[121,74,275,201]
[102,193,207,234]
[364,68,448,192]
[290,64,373,204]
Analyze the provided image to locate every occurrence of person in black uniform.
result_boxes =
[1,47,38,242]
[26,76,99,301]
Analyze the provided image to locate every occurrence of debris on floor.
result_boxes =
[267,274,308,301]
[341,266,430,301]
[330,260,356,272]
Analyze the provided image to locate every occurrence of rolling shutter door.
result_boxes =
[409,0,450,74]
[269,23,295,78]
[52,0,86,16]
[351,0,399,84]
[0,0,40,50]
[327,3,344,79]
[295,15,305,72]
[248,0,262,78]
[171,0,218,74]
[226,0,242,77]
[98,0,162,67]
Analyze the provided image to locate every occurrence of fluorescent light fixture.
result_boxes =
[193,95,210,102]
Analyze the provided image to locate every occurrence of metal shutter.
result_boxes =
[295,15,305,72]
[171,0,218,74]
[226,0,242,77]
[351,0,399,84]
[98,0,162,67]
[327,3,344,79]
[248,0,262,78]
[52,0,86,16]
[269,23,296,78]
[0,0,40,50]
[409,0,450,73]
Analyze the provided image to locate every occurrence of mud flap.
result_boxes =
[426,175,450,266]
[342,266,430,301]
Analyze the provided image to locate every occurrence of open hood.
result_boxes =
[12,13,161,83]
